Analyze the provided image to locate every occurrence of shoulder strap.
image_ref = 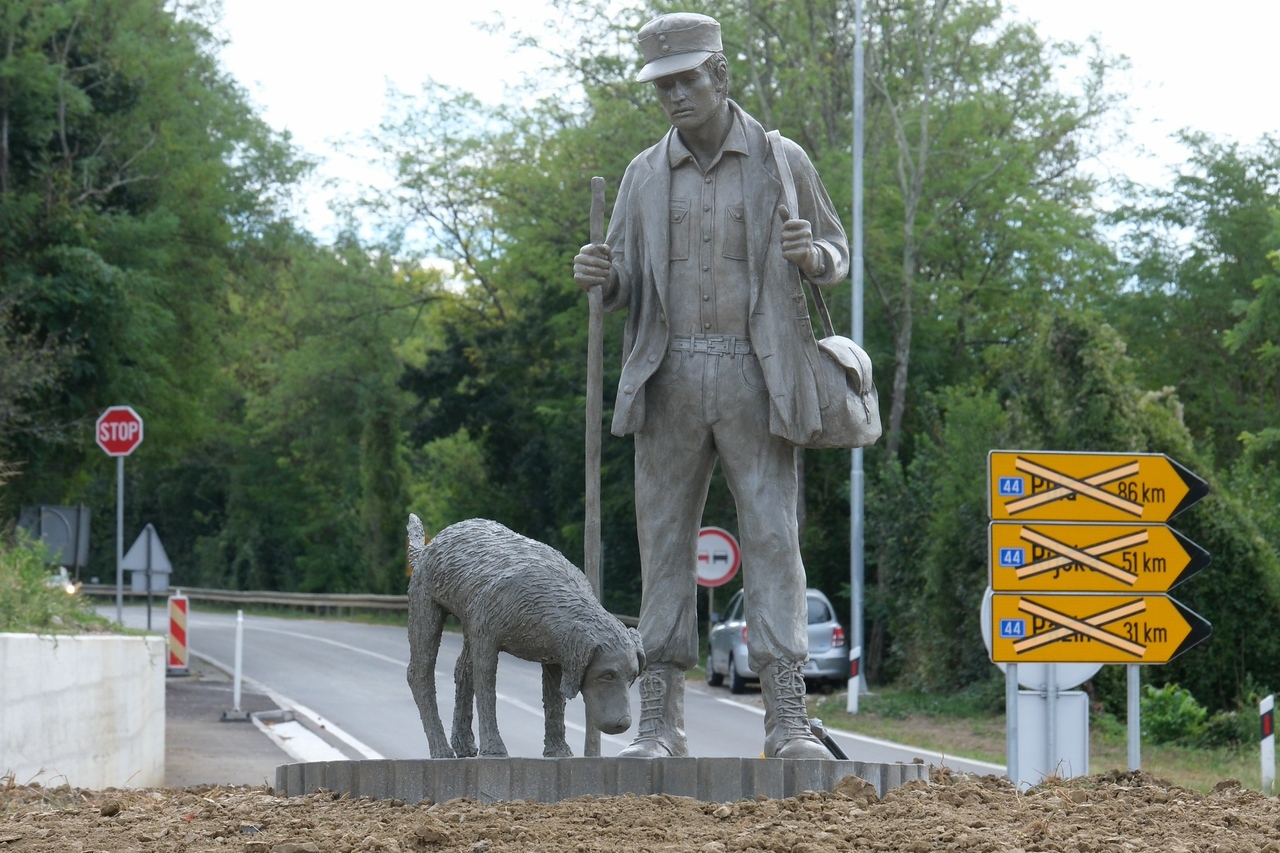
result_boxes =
[767,130,836,340]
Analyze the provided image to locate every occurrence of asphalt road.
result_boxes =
[112,604,1004,775]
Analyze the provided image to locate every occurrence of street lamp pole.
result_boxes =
[847,0,867,714]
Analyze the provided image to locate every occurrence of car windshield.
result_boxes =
[806,596,831,624]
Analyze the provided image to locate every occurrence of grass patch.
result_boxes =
[0,532,119,634]
[811,684,1268,794]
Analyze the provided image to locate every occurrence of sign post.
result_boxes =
[96,406,144,625]
[987,450,1210,786]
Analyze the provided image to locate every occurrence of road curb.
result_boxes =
[275,757,928,803]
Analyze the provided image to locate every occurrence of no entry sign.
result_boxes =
[96,406,144,457]
[697,526,740,588]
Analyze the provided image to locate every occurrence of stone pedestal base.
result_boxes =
[276,757,928,804]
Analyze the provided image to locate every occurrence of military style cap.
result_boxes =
[636,13,722,83]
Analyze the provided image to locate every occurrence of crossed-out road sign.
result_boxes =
[988,451,1209,523]
[990,522,1210,594]
[990,593,1212,665]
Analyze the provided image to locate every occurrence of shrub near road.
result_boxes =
[0,534,115,634]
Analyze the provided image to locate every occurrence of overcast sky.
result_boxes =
[216,1,1279,237]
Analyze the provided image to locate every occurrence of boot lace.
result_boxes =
[769,661,811,738]
[634,670,666,739]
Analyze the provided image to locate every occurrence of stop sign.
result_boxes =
[96,406,144,457]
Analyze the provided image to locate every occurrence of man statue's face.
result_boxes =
[652,63,725,134]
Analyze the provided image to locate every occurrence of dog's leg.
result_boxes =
[450,635,478,757]
[542,662,572,757]
[471,635,508,757]
[407,597,454,758]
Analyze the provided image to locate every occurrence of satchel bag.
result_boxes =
[768,130,882,450]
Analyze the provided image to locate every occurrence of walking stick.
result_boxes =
[584,176,606,757]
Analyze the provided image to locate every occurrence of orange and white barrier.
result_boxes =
[167,591,189,675]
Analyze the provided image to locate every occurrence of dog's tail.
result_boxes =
[407,513,429,572]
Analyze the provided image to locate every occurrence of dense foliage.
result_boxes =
[0,531,112,632]
[2,0,1276,712]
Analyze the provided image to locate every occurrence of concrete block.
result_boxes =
[613,758,655,797]
[509,758,561,802]
[476,757,512,803]
[355,759,394,800]
[783,759,832,798]
[424,759,476,803]
[652,757,698,799]
[285,763,306,795]
[741,758,785,800]
[322,761,354,799]
[559,756,611,799]
[696,758,743,803]
[391,760,426,803]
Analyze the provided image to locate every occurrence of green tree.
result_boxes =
[1111,134,1280,466]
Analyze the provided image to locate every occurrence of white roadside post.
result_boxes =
[1262,695,1275,795]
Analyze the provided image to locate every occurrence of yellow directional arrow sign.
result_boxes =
[990,593,1212,664]
[988,451,1209,523]
[989,522,1211,594]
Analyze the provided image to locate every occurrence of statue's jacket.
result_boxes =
[603,101,851,446]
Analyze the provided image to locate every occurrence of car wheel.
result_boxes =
[706,658,724,687]
[729,655,747,694]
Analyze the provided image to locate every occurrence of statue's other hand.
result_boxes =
[573,243,613,292]
[777,204,825,279]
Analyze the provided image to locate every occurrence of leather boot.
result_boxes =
[616,664,688,757]
[760,659,832,760]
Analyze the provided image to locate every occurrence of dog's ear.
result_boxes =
[559,643,594,701]
[629,627,647,672]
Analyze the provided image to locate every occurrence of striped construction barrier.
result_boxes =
[168,591,189,675]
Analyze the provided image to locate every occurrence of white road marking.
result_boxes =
[194,651,385,760]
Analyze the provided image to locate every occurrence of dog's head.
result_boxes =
[560,626,645,702]
[563,628,646,735]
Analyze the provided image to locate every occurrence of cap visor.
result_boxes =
[636,50,713,83]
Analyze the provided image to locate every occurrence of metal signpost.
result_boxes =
[987,450,1211,785]
[96,406,144,625]
[121,523,173,630]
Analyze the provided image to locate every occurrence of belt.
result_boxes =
[669,334,753,356]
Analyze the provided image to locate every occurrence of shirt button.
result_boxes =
[703,294,710,301]
[703,236,710,242]
[648,354,657,363]
[702,265,709,271]
[703,205,710,212]
[705,177,712,184]
[624,385,634,395]
[704,322,712,329]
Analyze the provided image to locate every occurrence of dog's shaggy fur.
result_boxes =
[406,515,644,757]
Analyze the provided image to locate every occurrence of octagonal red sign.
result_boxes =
[96,406,144,457]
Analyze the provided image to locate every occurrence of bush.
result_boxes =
[1141,683,1208,745]
[0,531,115,633]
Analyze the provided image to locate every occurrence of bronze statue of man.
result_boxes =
[573,12,849,759]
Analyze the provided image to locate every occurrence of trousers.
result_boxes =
[633,345,809,672]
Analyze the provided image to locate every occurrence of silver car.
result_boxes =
[706,588,848,693]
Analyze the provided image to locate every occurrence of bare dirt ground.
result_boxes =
[4,769,1279,852]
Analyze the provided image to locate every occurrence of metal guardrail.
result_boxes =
[79,584,639,626]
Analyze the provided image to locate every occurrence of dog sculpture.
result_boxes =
[406,515,645,758]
